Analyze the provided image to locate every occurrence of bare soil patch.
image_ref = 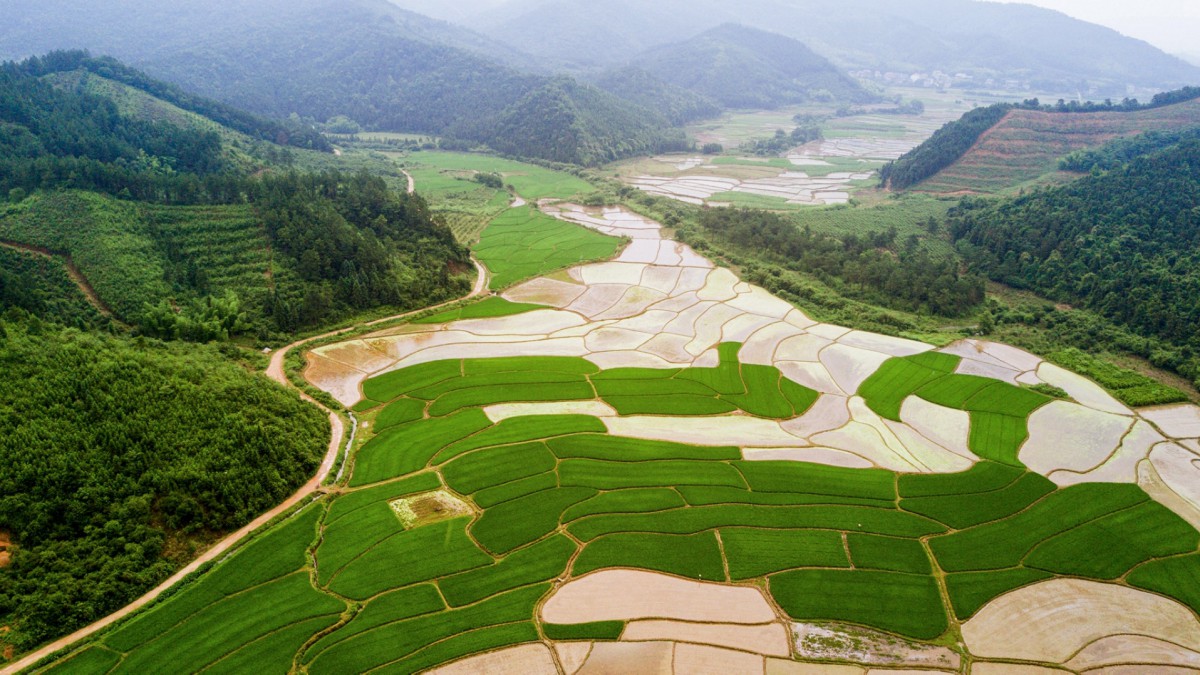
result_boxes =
[793,622,960,670]
[0,531,12,569]
[389,491,473,529]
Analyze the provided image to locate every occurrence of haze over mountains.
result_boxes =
[397,0,1199,96]
[1,0,1196,167]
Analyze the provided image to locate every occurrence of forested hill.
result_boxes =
[631,24,875,110]
[593,67,721,126]
[17,51,331,152]
[0,0,681,166]
[948,136,1200,389]
[0,53,470,339]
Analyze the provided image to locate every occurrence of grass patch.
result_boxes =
[847,534,932,574]
[901,472,1056,529]
[929,484,1148,572]
[734,461,896,501]
[304,585,445,659]
[327,518,492,600]
[361,359,463,404]
[407,152,594,200]
[560,459,747,491]
[439,535,577,608]
[305,584,547,674]
[543,622,624,641]
[106,503,322,652]
[569,505,945,541]
[548,435,740,462]
[573,531,726,581]
[476,206,621,290]
[42,647,122,675]
[770,569,947,640]
[114,573,344,674]
[1128,554,1200,615]
[351,409,492,486]
[442,442,557,495]
[1050,347,1189,407]
[413,297,549,324]
[721,528,849,580]
[471,488,597,555]
[898,461,1022,498]
[473,473,560,509]
[944,568,1054,620]
[1024,502,1199,579]
[373,398,426,431]
[433,415,607,464]
[562,489,687,523]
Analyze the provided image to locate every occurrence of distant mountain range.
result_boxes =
[414,0,1200,96]
[0,0,685,165]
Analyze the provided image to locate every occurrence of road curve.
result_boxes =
[2,202,491,675]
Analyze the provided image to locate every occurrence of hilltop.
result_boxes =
[631,24,876,110]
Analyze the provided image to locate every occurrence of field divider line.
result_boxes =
[7,254,493,674]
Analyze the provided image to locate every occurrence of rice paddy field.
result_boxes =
[39,195,1200,674]
[388,152,597,245]
[617,91,975,210]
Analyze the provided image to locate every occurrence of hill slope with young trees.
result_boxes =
[0,0,680,165]
[948,136,1200,389]
[883,90,1200,193]
[0,53,471,340]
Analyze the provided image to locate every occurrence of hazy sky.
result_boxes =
[987,0,1200,55]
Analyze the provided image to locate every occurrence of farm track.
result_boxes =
[0,240,122,322]
[0,170,490,674]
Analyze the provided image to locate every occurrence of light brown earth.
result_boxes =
[425,643,557,675]
[541,570,778,626]
[0,532,10,569]
[576,641,675,675]
[622,620,791,657]
[961,579,1200,664]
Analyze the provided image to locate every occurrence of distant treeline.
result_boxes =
[881,87,1200,190]
[694,208,984,317]
[0,315,329,651]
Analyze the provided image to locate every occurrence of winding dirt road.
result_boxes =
[0,174,489,674]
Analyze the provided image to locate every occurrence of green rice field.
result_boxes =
[41,342,1200,673]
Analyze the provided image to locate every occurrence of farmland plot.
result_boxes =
[43,196,1200,674]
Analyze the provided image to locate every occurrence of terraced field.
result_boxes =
[38,197,1200,674]
[397,152,597,245]
[916,97,1200,194]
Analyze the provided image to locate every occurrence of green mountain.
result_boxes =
[461,0,1200,96]
[632,24,875,109]
[453,77,689,165]
[593,67,721,125]
[948,134,1200,390]
[0,52,470,338]
[0,0,679,165]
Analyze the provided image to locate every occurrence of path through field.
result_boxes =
[0,175,490,675]
[0,240,120,320]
